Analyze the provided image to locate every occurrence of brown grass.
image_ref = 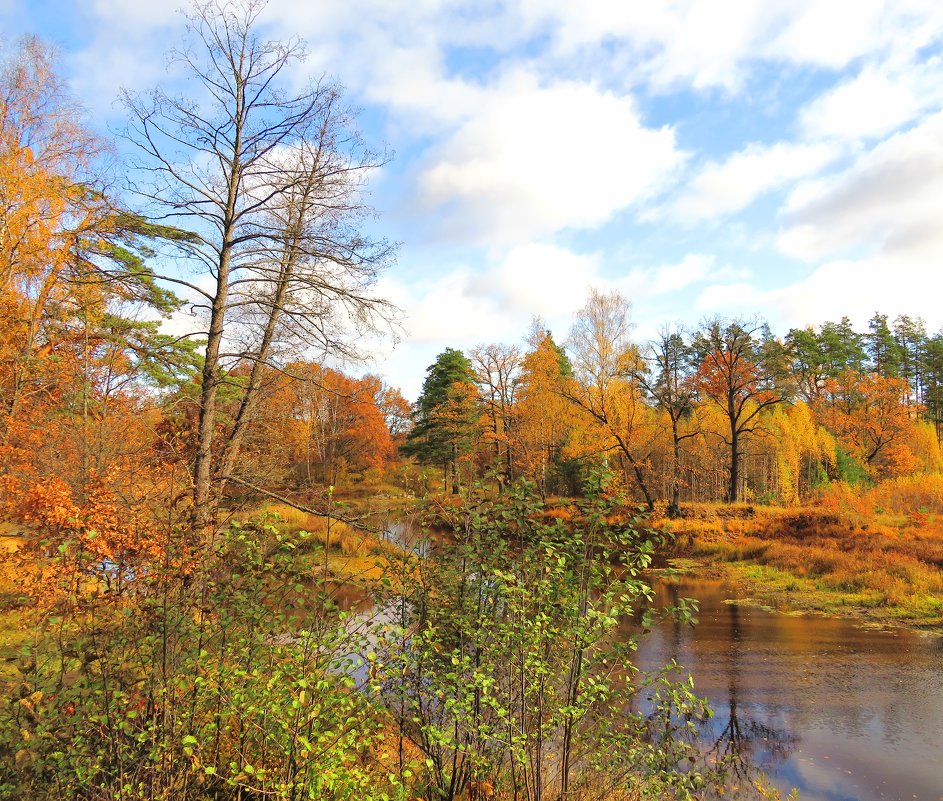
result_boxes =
[250,503,402,558]
[664,498,943,627]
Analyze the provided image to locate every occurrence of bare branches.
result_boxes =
[122,1,398,524]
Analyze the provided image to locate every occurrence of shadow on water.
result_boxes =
[633,577,943,801]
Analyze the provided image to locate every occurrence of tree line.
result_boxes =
[404,293,943,509]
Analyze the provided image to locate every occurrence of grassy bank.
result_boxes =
[244,502,409,586]
[659,503,943,630]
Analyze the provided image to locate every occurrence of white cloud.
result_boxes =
[778,111,943,262]
[380,243,603,347]
[378,247,724,380]
[766,0,889,69]
[467,243,600,317]
[694,282,760,313]
[357,46,483,131]
[67,0,943,116]
[379,268,509,345]
[648,253,713,293]
[613,253,716,299]
[767,257,942,333]
[519,0,781,90]
[682,256,943,336]
[662,141,842,223]
[416,69,684,243]
[800,57,943,142]
[90,0,180,26]
[520,0,943,90]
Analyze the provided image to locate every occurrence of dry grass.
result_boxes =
[250,503,401,558]
[664,497,943,628]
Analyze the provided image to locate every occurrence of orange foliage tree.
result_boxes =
[471,343,521,490]
[0,38,197,597]
[513,330,576,498]
[817,371,920,478]
[248,363,397,487]
[692,318,787,502]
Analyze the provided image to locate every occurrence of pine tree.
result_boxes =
[403,348,479,493]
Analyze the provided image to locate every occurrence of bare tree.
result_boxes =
[122,0,396,523]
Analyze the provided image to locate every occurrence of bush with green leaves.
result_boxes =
[1,481,725,801]
[373,471,721,801]
[0,518,401,801]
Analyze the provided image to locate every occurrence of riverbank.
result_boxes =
[324,489,943,633]
[658,503,943,632]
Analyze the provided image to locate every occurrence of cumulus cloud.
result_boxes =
[466,243,601,317]
[661,141,842,223]
[800,57,943,142]
[702,256,943,337]
[694,282,761,314]
[416,69,684,243]
[613,253,715,298]
[766,258,942,330]
[516,0,782,90]
[378,243,602,347]
[378,247,722,352]
[778,111,943,262]
[520,0,943,90]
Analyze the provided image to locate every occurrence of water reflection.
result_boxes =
[633,577,943,801]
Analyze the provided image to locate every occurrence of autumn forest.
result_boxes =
[1,3,942,801]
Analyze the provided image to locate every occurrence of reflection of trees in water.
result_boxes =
[706,603,799,791]
[652,583,798,793]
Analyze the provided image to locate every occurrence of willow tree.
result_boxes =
[123,0,395,523]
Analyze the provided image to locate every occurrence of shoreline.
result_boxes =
[656,503,943,635]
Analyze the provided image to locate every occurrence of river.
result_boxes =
[328,521,943,799]
[635,577,943,801]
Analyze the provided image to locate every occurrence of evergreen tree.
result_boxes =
[403,348,479,493]
[866,313,903,378]
[819,317,866,376]
[924,332,943,442]
[893,315,928,405]
[785,326,828,402]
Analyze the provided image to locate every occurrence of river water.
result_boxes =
[634,577,943,801]
[325,521,943,799]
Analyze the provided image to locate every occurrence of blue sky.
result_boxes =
[6,0,943,399]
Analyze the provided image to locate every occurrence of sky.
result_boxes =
[6,0,943,399]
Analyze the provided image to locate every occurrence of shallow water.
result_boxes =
[633,577,943,801]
